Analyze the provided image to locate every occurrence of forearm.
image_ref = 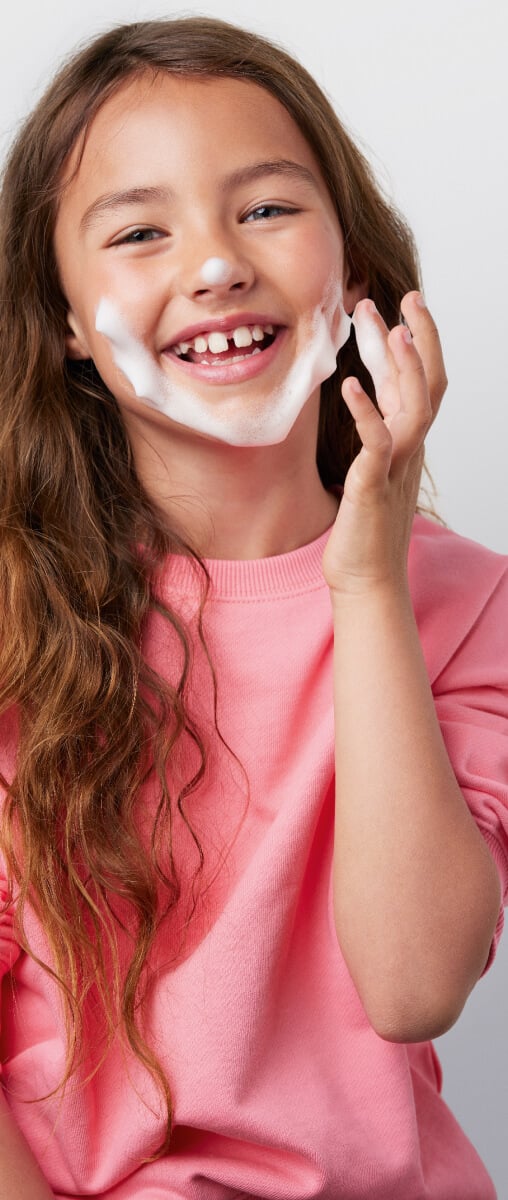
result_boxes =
[0,1086,54,1199]
[331,582,501,1042]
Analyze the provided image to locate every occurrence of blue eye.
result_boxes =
[244,204,298,222]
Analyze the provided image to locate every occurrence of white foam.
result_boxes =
[95,298,162,405]
[94,280,351,447]
[352,302,391,394]
[199,257,234,286]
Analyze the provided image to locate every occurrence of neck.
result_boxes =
[123,396,339,560]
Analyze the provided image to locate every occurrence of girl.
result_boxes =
[0,17,507,1199]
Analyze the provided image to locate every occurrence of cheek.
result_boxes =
[293,229,345,310]
[62,247,158,337]
[85,334,128,400]
[81,283,156,377]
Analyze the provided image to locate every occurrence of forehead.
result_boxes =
[61,72,328,202]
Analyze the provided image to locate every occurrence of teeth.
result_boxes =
[207,331,230,353]
[203,347,262,366]
[232,326,253,348]
[229,347,262,363]
[173,323,275,357]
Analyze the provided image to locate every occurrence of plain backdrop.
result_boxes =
[1,0,507,1194]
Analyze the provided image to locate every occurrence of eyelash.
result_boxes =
[115,204,300,242]
[117,227,164,244]
[243,204,300,222]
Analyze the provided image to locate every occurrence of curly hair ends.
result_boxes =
[0,16,421,1151]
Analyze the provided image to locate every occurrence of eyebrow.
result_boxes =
[79,159,320,231]
[80,186,169,231]
[221,158,319,193]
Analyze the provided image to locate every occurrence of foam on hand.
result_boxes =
[94,279,351,448]
[199,257,234,286]
[352,301,391,395]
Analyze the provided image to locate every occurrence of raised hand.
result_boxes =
[322,292,447,596]
[324,291,500,1043]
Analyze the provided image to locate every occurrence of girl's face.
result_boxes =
[55,73,361,447]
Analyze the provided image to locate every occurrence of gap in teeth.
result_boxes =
[173,323,275,358]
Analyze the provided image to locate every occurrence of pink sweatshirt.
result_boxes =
[1,515,507,1199]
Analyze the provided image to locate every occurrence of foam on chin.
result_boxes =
[95,283,351,447]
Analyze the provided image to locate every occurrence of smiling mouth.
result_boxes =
[168,322,278,366]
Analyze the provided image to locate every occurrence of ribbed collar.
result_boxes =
[156,523,333,602]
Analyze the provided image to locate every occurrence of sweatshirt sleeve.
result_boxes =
[409,517,508,965]
[433,575,508,964]
[0,877,21,1074]
[0,882,19,978]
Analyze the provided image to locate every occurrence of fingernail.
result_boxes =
[415,292,426,308]
[401,326,413,344]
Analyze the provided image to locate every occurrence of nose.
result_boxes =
[180,244,255,301]
[200,257,235,287]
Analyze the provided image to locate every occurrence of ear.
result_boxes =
[343,265,369,317]
[65,310,91,360]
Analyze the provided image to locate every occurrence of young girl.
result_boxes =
[0,17,506,1199]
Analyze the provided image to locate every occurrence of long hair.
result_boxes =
[0,17,421,1149]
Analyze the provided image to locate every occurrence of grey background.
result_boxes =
[2,0,507,1193]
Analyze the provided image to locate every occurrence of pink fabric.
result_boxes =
[0,515,507,1198]
[0,884,20,975]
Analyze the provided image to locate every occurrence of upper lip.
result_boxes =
[163,312,283,349]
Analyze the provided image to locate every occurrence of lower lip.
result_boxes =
[162,328,287,385]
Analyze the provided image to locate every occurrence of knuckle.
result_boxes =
[412,358,427,378]
[429,367,448,403]
[425,317,441,340]
[416,413,431,437]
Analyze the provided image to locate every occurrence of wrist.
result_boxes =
[328,573,411,614]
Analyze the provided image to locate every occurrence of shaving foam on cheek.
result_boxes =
[352,301,391,396]
[257,280,351,444]
[95,298,241,439]
[95,298,163,406]
[94,284,351,448]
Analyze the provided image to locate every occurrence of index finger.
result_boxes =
[400,292,448,418]
[352,299,400,422]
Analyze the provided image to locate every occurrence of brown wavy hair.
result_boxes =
[0,17,421,1151]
